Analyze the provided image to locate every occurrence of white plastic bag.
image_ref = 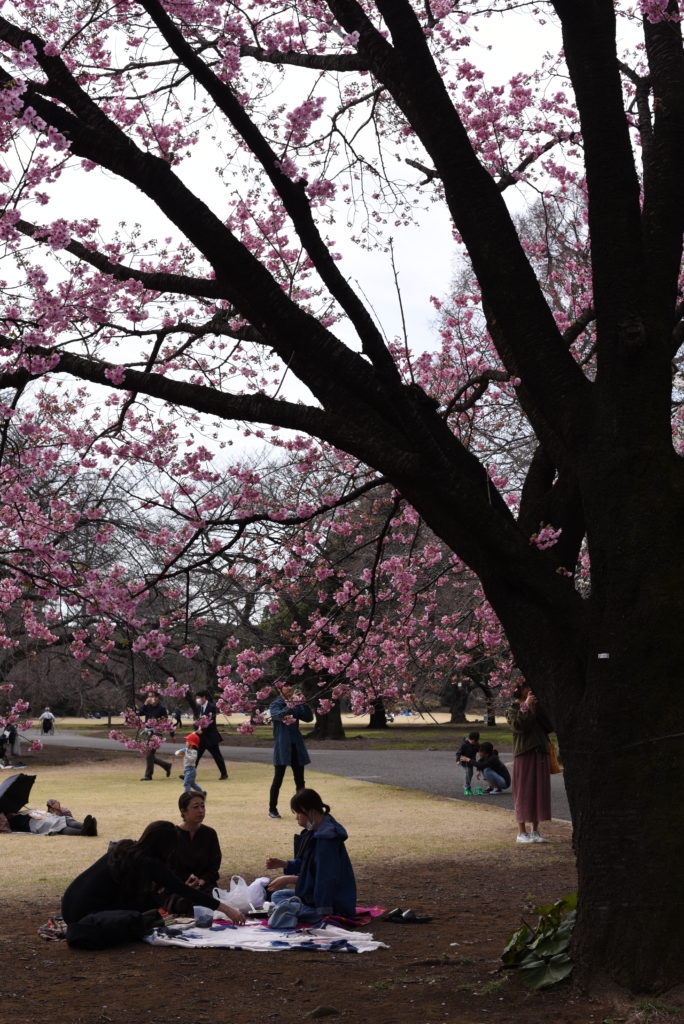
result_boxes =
[213,875,254,914]
[245,876,271,910]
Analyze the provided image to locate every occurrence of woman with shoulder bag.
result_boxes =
[507,683,554,845]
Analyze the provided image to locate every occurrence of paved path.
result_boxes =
[20,729,571,822]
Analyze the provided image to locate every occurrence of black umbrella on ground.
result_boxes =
[0,773,36,815]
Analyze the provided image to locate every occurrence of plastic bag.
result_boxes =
[213,875,271,913]
[245,876,271,910]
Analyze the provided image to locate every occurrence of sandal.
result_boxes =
[381,907,405,922]
[399,909,433,923]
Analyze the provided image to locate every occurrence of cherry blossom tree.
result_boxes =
[0,0,682,992]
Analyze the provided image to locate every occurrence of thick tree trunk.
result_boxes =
[488,458,684,993]
[298,676,346,740]
[444,683,468,723]
[559,600,684,992]
[308,702,346,740]
[367,699,389,729]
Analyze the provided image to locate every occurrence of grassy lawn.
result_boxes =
[56,713,514,750]
[2,759,519,903]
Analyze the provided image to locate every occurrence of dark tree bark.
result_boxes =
[367,698,390,729]
[299,677,346,740]
[443,684,469,724]
[307,703,346,741]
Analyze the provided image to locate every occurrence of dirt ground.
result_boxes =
[2,747,681,1024]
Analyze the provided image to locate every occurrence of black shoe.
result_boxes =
[268,809,281,819]
[81,815,98,837]
[140,776,153,781]
[218,775,228,781]
[178,774,184,780]
[164,764,171,777]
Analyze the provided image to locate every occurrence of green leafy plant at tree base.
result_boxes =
[502,893,577,990]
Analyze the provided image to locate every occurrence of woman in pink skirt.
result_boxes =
[507,683,553,844]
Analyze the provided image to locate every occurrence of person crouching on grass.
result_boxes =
[474,741,511,794]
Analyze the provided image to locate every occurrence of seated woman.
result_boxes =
[61,819,244,948]
[164,792,221,914]
[265,788,356,920]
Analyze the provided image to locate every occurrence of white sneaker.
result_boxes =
[516,832,533,844]
[529,831,548,843]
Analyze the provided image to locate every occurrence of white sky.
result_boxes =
[32,7,561,347]
[6,6,562,460]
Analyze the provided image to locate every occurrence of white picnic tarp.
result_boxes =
[144,920,387,953]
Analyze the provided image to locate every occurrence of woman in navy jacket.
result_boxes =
[266,789,356,918]
[267,683,313,818]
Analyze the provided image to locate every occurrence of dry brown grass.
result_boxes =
[3,758,519,904]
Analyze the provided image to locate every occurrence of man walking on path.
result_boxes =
[140,692,172,781]
[195,689,228,780]
[268,683,313,818]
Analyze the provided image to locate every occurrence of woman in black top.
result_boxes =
[61,820,243,946]
[164,793,222,914]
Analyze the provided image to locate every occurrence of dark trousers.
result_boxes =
[144,750,171,778]
[269,750,305,812]
[197,741,227,778]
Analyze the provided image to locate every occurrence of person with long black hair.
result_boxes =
[61,820,243,947]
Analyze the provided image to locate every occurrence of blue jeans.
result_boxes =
[183,765,206,795]
[482,768,508,791]
[461,764,474,789]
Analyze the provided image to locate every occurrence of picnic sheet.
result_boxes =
[144,919,388,953]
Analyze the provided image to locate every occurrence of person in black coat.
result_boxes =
[455,730,480,795]
[194,689,228,780]
[474,741,511,793]
[61,820,244,948]
[139,692,172,781]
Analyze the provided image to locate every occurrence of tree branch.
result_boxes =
[327,0,591,449]
[239,43,368,72]
[552,1,645,343]
[641,11,684,320]
[0,25,399,423]
[15,219,225,301]
[137,0,403,391]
